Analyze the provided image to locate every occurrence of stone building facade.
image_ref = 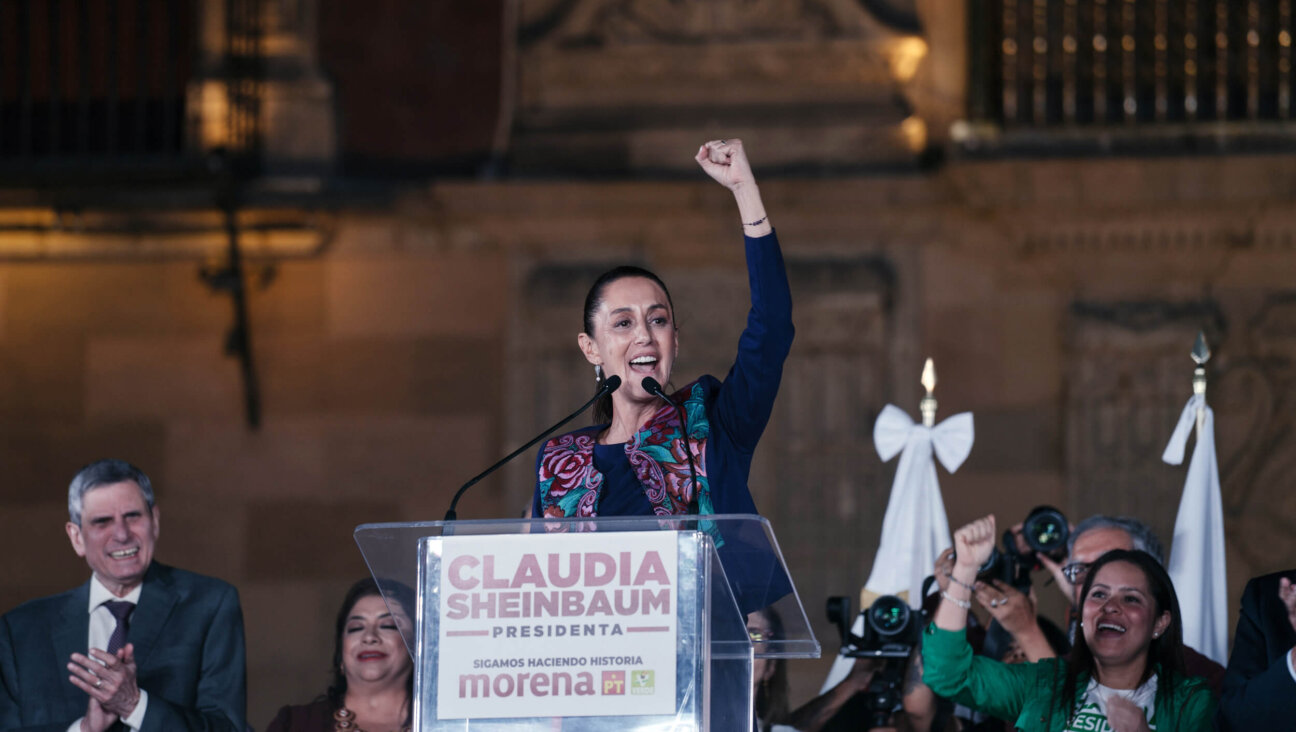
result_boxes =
[2,0,1295,721]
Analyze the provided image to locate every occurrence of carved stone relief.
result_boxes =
[762,256,896,603]
[1066,293,1296,570]
[1214,294,1296,569]
[520,0,893,45]
[508,0,920,174]
[1064,301,1225,549]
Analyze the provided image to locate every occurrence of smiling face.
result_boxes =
[1081,560,1171,679]
[65,481,159,597]
[341,594,413,688]
[579,275,678,407]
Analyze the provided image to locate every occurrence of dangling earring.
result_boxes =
[594,364,603,382]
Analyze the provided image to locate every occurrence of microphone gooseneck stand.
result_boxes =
[641,377,702,514]
[443,375,622,521]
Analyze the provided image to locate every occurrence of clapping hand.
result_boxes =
[68,643,140,721]
[80,696,118,732]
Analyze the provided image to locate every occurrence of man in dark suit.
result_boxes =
[1217,569,1296,731]
[0,459,246,732]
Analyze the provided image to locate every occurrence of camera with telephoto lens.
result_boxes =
[964,505,1069,593]
[827,593,926,659]
[825,593,927,729]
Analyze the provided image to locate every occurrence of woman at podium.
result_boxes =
[531,139,793,522]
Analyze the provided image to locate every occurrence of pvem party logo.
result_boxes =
[630,670,655,695]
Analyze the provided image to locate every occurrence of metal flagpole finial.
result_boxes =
[1192,331,1210,433]
[920,357,937,427]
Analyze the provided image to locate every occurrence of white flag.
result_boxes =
[1162,394,1228,665]
[819,404,972,693]
[865,404,973,606]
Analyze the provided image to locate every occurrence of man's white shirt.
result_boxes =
[65,576,149,732]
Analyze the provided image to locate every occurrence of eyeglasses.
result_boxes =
[748,627,775,643]
[1061,561,1091,585]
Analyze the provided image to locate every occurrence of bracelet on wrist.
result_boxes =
[742,216,767,227]
[945,570,976,593]
[940,591,971,610]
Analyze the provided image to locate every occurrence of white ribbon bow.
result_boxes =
[1162,393,1229,664]
[864,404,974,608]
[822,404,975,694]
[873,404,975,472]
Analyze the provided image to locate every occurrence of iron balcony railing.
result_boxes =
[0,0,262,183]
[970,0,1295,129]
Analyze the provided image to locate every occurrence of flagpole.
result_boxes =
[1192,331,1210,436]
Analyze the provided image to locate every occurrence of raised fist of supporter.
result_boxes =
[953,515,996,573]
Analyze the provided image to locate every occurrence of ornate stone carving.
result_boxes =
[521,0,890,46]
[1064,300,1224,547]
[762,256,897,594]
[509,0,919,174]
[1214,294,1296,568]
[1066,293,1296,569]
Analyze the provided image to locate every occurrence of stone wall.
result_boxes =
[3,152,1296,720]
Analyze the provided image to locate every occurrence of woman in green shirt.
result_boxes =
[923,515,1214,732]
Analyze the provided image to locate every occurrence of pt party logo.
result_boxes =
[436,531,678,720]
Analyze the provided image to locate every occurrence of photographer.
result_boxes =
[798,591,939,731]
[787,658,885,731]
[804,587,984,731]
[935,547,1060,663]
[942,506,1072,664]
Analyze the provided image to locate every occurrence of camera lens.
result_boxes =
[866,595,911,637]
[1023,506,1069,554]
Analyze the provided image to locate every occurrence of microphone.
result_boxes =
[641,377,676,406]
[641,377,701,512]
[443,375,621,521]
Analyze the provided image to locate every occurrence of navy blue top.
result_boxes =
[531,230,794,518]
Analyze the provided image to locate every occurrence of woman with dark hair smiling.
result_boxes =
[922,515,1215,732]
[531,139,792,522]
[266,578,413,732]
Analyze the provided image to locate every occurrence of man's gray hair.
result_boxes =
[67,459,155,526]
[1068,514,1166,565]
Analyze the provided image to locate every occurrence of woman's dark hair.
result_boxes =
[751,606,790,729]
[1059,549,1185,726]
[325,577,416,720]
[582,265,676,425]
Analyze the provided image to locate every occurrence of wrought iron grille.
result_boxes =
[0,0,262,180]
[970,0,1295,127]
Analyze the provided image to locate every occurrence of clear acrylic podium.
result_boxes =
[355,514,819,731]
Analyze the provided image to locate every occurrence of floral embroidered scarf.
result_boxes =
[537,380,715,519]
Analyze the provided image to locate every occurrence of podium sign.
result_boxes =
[432,531,680,719]
[355,514,819,731]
